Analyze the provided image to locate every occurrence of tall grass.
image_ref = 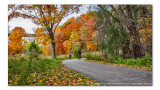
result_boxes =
[8,56,61,85]
[85,52,102,61]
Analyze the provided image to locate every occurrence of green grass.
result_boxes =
[55,54,78,60]
[113,57,152,66]
[84,52,152,67]
[84,52,152,71]
[8,56,100,86]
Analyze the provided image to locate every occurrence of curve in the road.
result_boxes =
[62,58,152,86]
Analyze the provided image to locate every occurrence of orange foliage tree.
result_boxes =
[55,27,66,54]
[32,5,80,59]
[35,28,52,55]
[60,12,98,53]
[35,27,66,55]
[8,4,81,59]
[8,27,27,54]
[78,12,98,51]
[63,40,72,54]
[41,44,52,56]
[8,5,98,56]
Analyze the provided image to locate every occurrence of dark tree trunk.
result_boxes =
[51,41,56,59]
[49,28,56,59]
[97,5,142,58]
[112,28,118,56]
[125,5,142,58]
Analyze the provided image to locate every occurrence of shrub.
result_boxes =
[26,41,40,53]
[85,52,102,61]
[136,57,152,66]
[86,52,92,60]
[8,58,28,75]
[114,58,125,64]
[108,55,118,63]
[72,42,81,58]
[126,59,136,66]
[85,52,152,67]
[19,57,26,61]
[73,48,79,58]
[93,55,101,61]
[136,58,144,66]
[113,57,152,66]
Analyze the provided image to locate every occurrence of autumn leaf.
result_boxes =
[8,27,27,54]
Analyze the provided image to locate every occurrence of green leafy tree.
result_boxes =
[26,41,40,53]
[96,5,152,58]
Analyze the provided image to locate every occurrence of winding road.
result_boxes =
[62,58,152,86]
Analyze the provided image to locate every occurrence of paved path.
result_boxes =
[62,58,152,86]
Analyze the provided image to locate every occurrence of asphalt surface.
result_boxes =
[62,58,152,86]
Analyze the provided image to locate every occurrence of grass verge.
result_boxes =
[85,59,152,71]
[8,56,100,86]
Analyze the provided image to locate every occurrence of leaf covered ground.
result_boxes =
[8,57,100,86]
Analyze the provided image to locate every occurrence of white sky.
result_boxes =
[8,5,89,34]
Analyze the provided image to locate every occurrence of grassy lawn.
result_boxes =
[8,56,100,86]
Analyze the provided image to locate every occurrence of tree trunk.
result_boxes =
[49,28,56,59]
[112,28,118,56]
[125,5,142,58]
[51,41,56,59]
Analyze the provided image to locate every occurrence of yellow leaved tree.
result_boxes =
[8,27,27,54]
[8,5,81,59]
